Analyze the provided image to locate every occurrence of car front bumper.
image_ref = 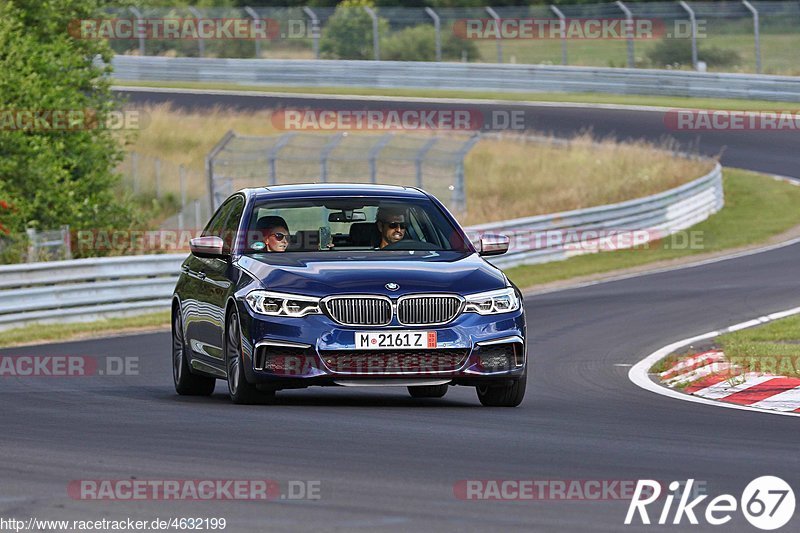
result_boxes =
[237,301,527,389]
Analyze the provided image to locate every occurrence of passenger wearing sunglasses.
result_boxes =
[255,215,290,252]
[376,207,408,249]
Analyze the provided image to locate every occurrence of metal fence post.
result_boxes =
[320,133,345,183]
[206,130,236,211]
[414,137,438,189]
[194,200,201,230]
[742,0,762,74]
[131,152,139,195]
[155,157,161,200]
[61,225,72,260]
[425,7,442,62]
[679,1,698,70]
[178,164,187,230]
[128,7,146,56]
[25,228,37,263]
[615,1,635,68]
[187,7,205,57]
[267,132,296,185]
[244,6,261,58]
[550,5,568,66]
[364,6,380,61]
[303,7,320,59]
[454,134,481,214]
[485,7,503,64]
[368,133,394,184]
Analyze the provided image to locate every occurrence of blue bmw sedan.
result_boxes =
[172,184,526,406]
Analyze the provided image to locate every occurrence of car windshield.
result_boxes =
[244,197,470,253]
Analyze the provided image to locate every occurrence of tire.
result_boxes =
[225,309,274,405]
[407,384,449,398]
[172,307,216,396]
[476,374,526,407]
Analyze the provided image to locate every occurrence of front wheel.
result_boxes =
[476,374,526,407]
[225,310,274,405]
[172,307,215,396]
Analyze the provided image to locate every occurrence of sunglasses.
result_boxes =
[269,232,288,241]
[385,222,407,230]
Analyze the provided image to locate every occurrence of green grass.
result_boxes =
[717,315,800,377]
[0,312,170,348]
[112,80,793,112]
[506,169,800,288]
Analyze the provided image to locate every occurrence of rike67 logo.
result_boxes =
[625,477,795,530]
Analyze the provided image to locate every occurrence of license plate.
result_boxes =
[354,331,437,350]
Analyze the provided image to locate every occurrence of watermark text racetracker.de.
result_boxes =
[68,479,321,501]
[0,356,138,377]
[69,18,281,41]
[454,479,707,501]
[665,110,800,131]
[452,17,707,40]
[271,108,526,132]
[0,109,147,132]
[68,228,706,255]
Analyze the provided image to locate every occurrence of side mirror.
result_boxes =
[190,236,227,258]
[478,234,510,256]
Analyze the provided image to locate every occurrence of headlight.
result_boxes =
[245,291,321,317]
[463,287,520,315]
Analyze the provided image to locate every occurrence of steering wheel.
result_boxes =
[381,240,440,251]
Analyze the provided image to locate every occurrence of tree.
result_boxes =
[0,0,139,260]
[320,0,389,60]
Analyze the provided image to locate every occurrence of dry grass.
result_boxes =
[122,104,714,225]
[464,135,713,225]
[123,103,282,169]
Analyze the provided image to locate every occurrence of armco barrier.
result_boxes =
[470,162,723,268]
[0,254,184,331]
[0,163,722,329]
[111,56,800,102]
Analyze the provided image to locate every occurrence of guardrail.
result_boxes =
[470,162,723,268]
[111,56,800,102]
[0,162,722,330]
[0,254,184,330]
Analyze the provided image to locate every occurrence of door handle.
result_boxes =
[197,271,206,280]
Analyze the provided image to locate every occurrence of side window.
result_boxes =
[201,196,244,252]
[222,197,245,251]
[202,200,234,239]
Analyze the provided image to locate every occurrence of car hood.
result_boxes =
[237,251,507,297]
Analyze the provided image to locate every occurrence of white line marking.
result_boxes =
[664,362,733,387]
[692,373,776,400]
[659,351,723,378]
[525,236,800,298]
[750,385,800,412]
[629,307,800,418]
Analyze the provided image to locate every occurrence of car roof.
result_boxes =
[246,183,429,201]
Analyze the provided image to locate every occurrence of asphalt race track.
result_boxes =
[117,88,800,179]
[0,90,798,532]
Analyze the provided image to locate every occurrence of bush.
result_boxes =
[320,0,388,60]
[381,24,480,62]
[0,0,141,260]
[646,38,741,69]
